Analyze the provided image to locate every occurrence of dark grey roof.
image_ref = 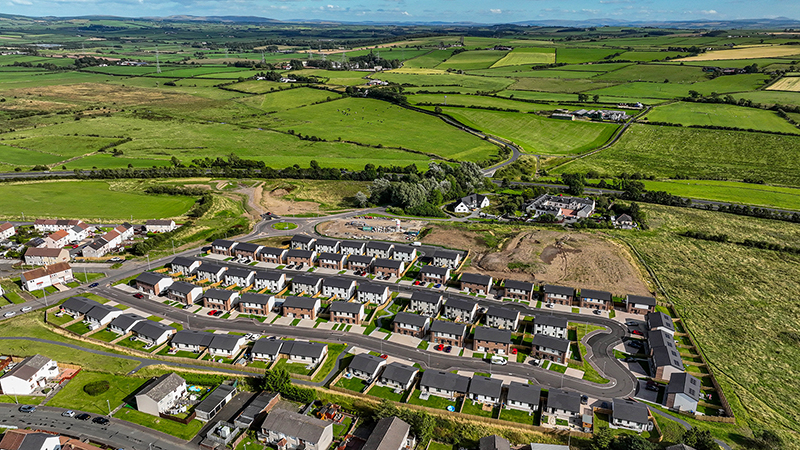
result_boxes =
[358,282,389,294]
[196,383,236,415]
[252,338,283,356]
[651,346,684,370]
[254,271,284,281]
[85,303,119,321]
[420,370,469,393]
[197,264,226,275]
[479,435,510,450]
[504,279,534,292]
[535,314,568,329]
[340,241,365,250]
[1,355,53,381]
[171,330,215,347]
[646,311,675,332]
[430,320,466,336]
[323,277,356,289]
[209,334,243,351]
[170,281,199,295]
[547,389,581,413]
[137,373,186,402]
[486,306,519,321]
[236,391,279,428]
[580,289,612,301]
[132,320,175,340]
[318,252,346,262]
[393,245,415,254]
[283,296,319,310]
[291,235,315,244]
[411,291,442,305]
[315,238,340,248]
[349,353,385,375]
[667,372,701,399]
[393,312,430,328]
[374,258,403,269]
[240,293,273,306]
[203,288,236,301]
[420,265,450,276]
[366,241,394,251]
[259,409,329,444]
[170,256,199,268]
[17,433,55,450]
[434,249,460,260]
[460,272,492,285]
[468,375,502,398]
[257,246,286,257]
[627,294,657,306]
[287,249,315,259]
[380,362,418,385]
[648,330,677,351]
[61,296,97,314]
[291,275,322,287]
[329,301,363,314]
[135,271,170,285]
[280,340,327,358]
[347,254,375,264]
[612,398,650,424]
[533,334,570,353]
[225,267,254,279]
[212,239,237,249]
[506,381,541,405]
[445,297,477,312]
[109,313,143,330]
[362,416,410,450]
[234,242,261,253]
[474,326,511,344]
[543,284,574,296]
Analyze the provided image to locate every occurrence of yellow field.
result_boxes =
[491,48,556,68]
[766,77,800,92]
[677,45,800,61]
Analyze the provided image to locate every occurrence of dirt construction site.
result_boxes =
[317,217,427,242]
[421,225,653,297]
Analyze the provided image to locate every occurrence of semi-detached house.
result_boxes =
[378,362,418,391]
[238,293,275,316]
[286,249,316,267]
[314,238,340,254]
[531,334,571,364]
[503,280,534,302]
[460,273,493,295]
[373,258,404,277]
[419,265,450,285]
[291,275,323,295]
[340,241,366,256]
[24,247,69,266]
[534,315,568,339]
[347,353,386,381]
[432,250,461,269]
[484,306,520,331]
[626,294,657,315]
[467,375,503,405]
[290,235,316,251]
[202,289,239,311]
[429,320,467,348]
[317,252,347,270]
[135,373,187,417]
[505,381,541,413]
[223,267,255,287]
[392,312,430,338]
[409,291,443,316]
[282,296,321,320]
[211,239,237,256]
[233,242,262,259]
[579,288,613,311]
[392,245,417,262]
[473,327,512,355]
[356,282,390,304]
[257,246,287,264]
[347,254,374,272]
[329,301,364,325]
[170,257,202,275]
[167,281,203,305]
[545,389,582,422]
[254,271,286,293]
[135,272,174,296]
[443,297,478,323]
[365,241,394,259]
[195,264,227,283]
[543,284,574,306]
[419,370,469,399]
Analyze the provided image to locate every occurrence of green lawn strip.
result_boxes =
[29,286,58,298]
[115,304,130,310]
[310,343,347,383]
[156,347,201,359]
[290,318,301,326]
[335,376,367,393]
[366,385,406,402]
[65,322,93,335]
[0,394,46,405]
[332,416,352,438]
[498,407,537,425]
[406,389,458,410]
[273,358,314,376]
[417,340,429,350]
[427,443,454,450]
[48,314,76,326]
[116,337,151,351]
[3,290,27,304]
[147,315,164,322]
[548,363,567,373]
[116,408,204,441]
[50,371,148,415]
[72,272,107,284]
[461,400,497,418]
[91,329,121,343]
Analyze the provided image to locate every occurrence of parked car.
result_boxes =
[380,354,388,359]
[511,348,518,355]
[581,395,589,405]
[434,284,442,288]
[213,310,224,317]
[593,309,602,315]
[92,417,110,425]
[490,355,507,365]
[545,303,554,308]
[133,293,144,299]
[413,281,421,286]
[207,310,218,316]
[89,283,99,288]
[625,320,639,326]
[62,410,75,417]
[631,330,644,336]
[435,344,444,351]
[76,413,91,421]
[21,306,32,313]
[18,405,36,413]
[628,340,643,348]
[4,311,16,318]
[444,346,452,353]
[645,384,660,392]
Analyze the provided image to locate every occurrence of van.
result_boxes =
[412,242,421,247]
[490,355,507,365]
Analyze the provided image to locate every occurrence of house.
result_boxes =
[373,258,404,278]
[131,320,176,346]
[0,354,59,395]
[545,389,582,422]
[61,296,98,317]
[169,256,202,275]
[615,214,635,230]
[485,306,520,331]
[534,315,568,339]
[171,330,215,353]
[167,281,204,306]
[432,250,461,269]
[348,353,387,381]
[503,280,534,302]
[202,289,239,311]
[626,294,657,315]
[611,399,651,433]
[392,312,431,338]
[453,193,490,213]
[664,372,701,412]
[145,219,177,233]
[291,275,323,295]
[525,194,595,219]
[34,219,82,233]
[0,222,15,240]
[392,245,417,262]
[356,282,390,304]
[409,291,443,316]
[532,334,571,364]
[211,239,238,256]
[365,241,394,259]
[282,296,321,319]
[579,289,613,311]
[473,327,512,355]
[24,247,70,266]
[378,362,418,391]
[460,273,493,295]
[419,370,469,399]
[259,408,333,450]
[233,242,262,260]
[0,430,63,450]
[505,382,541,413]
[257,247,288,264]
[429,320,467,347]
[347,254,375,272]
[290,235,317,251]
[108,313,144,335]
[208,334,247,358]
[196,382,238,422]
[114,223,134,241]
[134,272,174,296]
[83,303,123,330]
[280,340,328,366]
[238,293,276,316]
[26,238,46,249]
[43,229,70,249]
[286,249,316,267]
[322,278,356,300]
[135,373,187,416]
[478,436,510,450]
[82,238,110,258]
[223,267,255,287]
[468,375,503,405]
[314,238,340,254]
[419,265,450,285]
[542,284,574,306]
[195,264,227,283]
[340,241,366,255]
[443,297,478,322]
[254,271,286,293]
[67,222,91,242]
[362,417,412,450]
[646,311,675,335]
[252,339,284,362]
[647,330,684,381]
[20,262,73,291]
[329,301,364,325]
[234,391,280,429]
[317,252,347,270]
[100,229,121,248]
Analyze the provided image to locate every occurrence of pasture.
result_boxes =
[585,82,691,100]
[490,48,556,67]
[238,87,340,112]
[554,48,622,64]
[509,77,616,93]
[594,64,709,83]
[767,76,800,92]
[616,51,688,61]
[403,50,454,68]
[408,93,552,112]
[640,179,800,211]
[677,45,800,61]
[436,50,507,70]
[374,71,514,92]
[732,90,800,107]
[643,102,800,134]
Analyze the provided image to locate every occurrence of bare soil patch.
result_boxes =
[259,186,323,216]
[318,217,426,242]
[5,83,202,107]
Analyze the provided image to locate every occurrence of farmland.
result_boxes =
[490,48,556,67]
[436,50,507,70]
[643,102,800,134]
[767,76,800,92]
[676,45,800,61]
[640,180,800,211]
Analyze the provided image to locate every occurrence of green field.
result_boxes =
[555,124,800,186]
[49,371,148,415]
[509,77,617,93]
[490,48,556,67]
[595,64,710,83]
[0,181,196,220]
[440,107,619,155]
[374,70,515,92]
[437,50,508,70]
[641,180,800,210]
[555,48,624,64]
[644,102,800,134]
[409,93,553,112]
[238,87,341,112]
[586,81,691,100]
[403,50,455,69]
[617,51,688,61]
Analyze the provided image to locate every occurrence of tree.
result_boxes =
[610,435,654,450]
[590,427,614,450]
[355,191,368,207]
[680,428,718,450]
[434,106,442,114]
[262,367,291,392]
[562,172,585,196]
[578,93,589,102]
[593,94,600,103]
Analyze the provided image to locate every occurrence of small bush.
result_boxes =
[83,380,110,396]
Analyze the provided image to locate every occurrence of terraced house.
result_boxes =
[484,306,520,330]
[252,339,284,362]
[201,289,239,311]
[317,252,347,270]
[443,297,478,323]
[290,234,316,251]
[282,296,321,320]
[24,247,69,266]
[409,291,443,316]
[503,280,534,302]
[329,301,364,325]
[253,271,287,293]
[257,246,287,264]
[237,293,275,316]
[579,288,613,311]
[429,320,467,348]
[365,241,394,259]
[132,321,176,346]
[392,312,431,338]
[542,284,575,306]
[460,273,493,295]
[419,265,450,285]
[473,327,512,355]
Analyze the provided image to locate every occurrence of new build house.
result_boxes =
[579,289,613,311]
[356,282,390,304]
[195,264,227,283]
[233,242,262,260]
[202,289,239,311]
[347,254,374,272]
[409,291,443,316]
[290,235,317,251]
[473,327,512,355]
[253,271,286,293]
[626,294,657,315]
[392,312,430,338]
[223,267,255,287]
[0,355,59,396]
[282,296,321,320]
[647,330,684,382]
[314,239,340,254]
[237,293,275,316]
[503,280,534,302]
[259,408,333,450]
[24,247,69,266]
[145,219,177,233]
[467,375,503,405]
[348,353,387,381]
[108,313,144,335]
[340,241,366,255]
[392,245,417,262]
[505,382,541,413]
[135,272,174,296]
[378,362,418,391]
[317,252,347,270]
[211,239,237,256]
[291,275,323,295]
[20,262,73,291]
[542,284,575,306]
[61,296,96,317]
[419,265,450,285]
[534,315,568,339]
[208,334,247,358]
[460,273,493,295]
[279,341,328,366]
[322,278,356,300]
[419,370,469,399]
[252,339,284,362]
[646,311,675,335]
[329,301,364,325]
[170,330,215,353]
[286,249,316,267]
[443,297,478,322]
[170,257,202,275]
[167,281,204,305]
[485,306,520,330]
[429,320,467,348]
[135,373,187,417]
[373,258,404,277]
[257,247,287,264]
[664,372,701,412]
[532,334,571,364]
[83,303,123,330]
[362,417,413,450]
[365,241,394,259]
[611,399,651,433]
[545,389,582,422]
[132,321,176,346]
[432,250,461,269]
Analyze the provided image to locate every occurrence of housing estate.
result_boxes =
[282,296,321,319]
[135,373,187,417]
[473,326,511,355]
[20,262,73,291]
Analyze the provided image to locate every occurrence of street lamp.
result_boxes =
[107,399,111,416]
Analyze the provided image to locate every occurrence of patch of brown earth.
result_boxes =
[317,217,426,242]
[258,186,322,216]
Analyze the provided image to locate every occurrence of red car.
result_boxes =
[631,330,644,336]
[207,310,218,316]
[380,354,388,359]
[435,344,444,351]
[133,293,144,299]
[511,348,518,355]
[413,281,421,286]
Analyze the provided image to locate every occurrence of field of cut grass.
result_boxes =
[238,87,341,112]
[471,68,600,79]
[408,93,553,112]
[437,50,508,70]
[403,50,454,69]
[555,124,800,186]
[689,73,771,95]
[555,48,623,64]
[509,77,616,93]
[0,180,197,221]
[491,48,555,67]
[287,69,371,86]
[440,107,618,156]
[643,102,800,134]
[640,179,800,211]
[375,70,515,92]
[586,82,691,100]
[733,90,800,107]
[767,76,800,92]
[594,64,710,83]
[676,45,800,61]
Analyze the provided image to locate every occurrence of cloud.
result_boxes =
[9,0,33,4]
[489,8,501,13]
[701,9,717,14]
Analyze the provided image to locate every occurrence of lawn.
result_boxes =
[116,407,204,441]
[0,394,46,405]
[91,329,121,342]
[461,400,497,418]
[375,70,515,93]
[499,407,538,425]
[643,102,800,134]
[404,50,458,69]
[66,322,92,335]
[49,371,148,415]
[273,358,314,376]
[491,48,556,67]
[367,384,406,402]
[311,343,347,382]
[509,77,616,93]
[335,376,367,393]
[406,389,458,410]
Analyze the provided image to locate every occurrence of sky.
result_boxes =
[4,0,800,23]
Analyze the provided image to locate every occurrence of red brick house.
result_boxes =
[472,327,511,355]
[542,284,575,306]
[429,320,467,347]
[329,301,365,325]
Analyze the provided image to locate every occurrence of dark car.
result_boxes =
[213,310,224,317]
[133,293,144,299]
[92,416,110,425]
[444,346,452,353]
[88,283,99,288]
[18,405,36,413]
[77,413,91,421]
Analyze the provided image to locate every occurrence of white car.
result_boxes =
[545,303,554,308]
[490,355,507,365]
[21,306,32,313]
[3,311,16,318]
[62,410,76,417]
